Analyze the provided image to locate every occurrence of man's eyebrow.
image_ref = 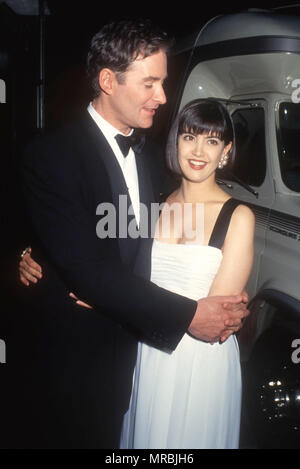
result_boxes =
[143,75,168,82]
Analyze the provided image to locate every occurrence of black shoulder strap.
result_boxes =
[208,198,241,250]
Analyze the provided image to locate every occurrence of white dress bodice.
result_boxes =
[121,238,242,449]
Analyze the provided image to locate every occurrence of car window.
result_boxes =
[277,102,300,193]
[223,107,266,187]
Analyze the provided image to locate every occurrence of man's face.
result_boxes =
[104,49,167,134]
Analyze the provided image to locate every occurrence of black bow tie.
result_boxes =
[115,132,145,157]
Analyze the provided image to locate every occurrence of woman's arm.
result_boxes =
[209,204,255,298]
[208,204,254,343]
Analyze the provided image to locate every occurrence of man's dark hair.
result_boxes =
[86,19,173,97]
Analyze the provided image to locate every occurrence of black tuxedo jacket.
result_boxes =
[18,111,196,448]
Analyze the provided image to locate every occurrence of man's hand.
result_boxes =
[19,248,43,286]
[188,295,249,343]
[69,293,93,309]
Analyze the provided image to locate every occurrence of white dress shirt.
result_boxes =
[87,103,140,226]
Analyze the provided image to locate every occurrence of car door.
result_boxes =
[218,98,275,299]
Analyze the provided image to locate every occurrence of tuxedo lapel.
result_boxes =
[81,112,139,266]
[133,145,158,280]
[79,111,159,277]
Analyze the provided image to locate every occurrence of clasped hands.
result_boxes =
[19,249,249,344]
[69,293,249,344]
[189,294,249,344]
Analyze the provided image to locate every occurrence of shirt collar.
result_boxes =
[87,102,133,141]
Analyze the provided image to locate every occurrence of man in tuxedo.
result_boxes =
[18,19,248,448]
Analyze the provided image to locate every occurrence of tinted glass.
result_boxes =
[278,102,300,192]
[224,107,266,187]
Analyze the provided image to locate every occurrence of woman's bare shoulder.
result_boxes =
[227,203,255,239]
[232,203,255,223]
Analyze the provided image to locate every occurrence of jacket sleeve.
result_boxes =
[22,136,197,352]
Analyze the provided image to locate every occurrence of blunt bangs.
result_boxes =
[178,101,232,145]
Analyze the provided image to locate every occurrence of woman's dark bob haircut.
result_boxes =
[166,98,236,176]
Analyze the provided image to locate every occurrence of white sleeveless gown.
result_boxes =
[121,240,242,449]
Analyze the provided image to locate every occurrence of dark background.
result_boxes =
[0,0,299,448]
[1,0,299,255]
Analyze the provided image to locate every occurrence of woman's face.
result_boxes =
[177,130,232,183]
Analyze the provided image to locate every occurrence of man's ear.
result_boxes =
[98,68,116,95]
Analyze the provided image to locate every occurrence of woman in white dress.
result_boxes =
[121,98,255,449]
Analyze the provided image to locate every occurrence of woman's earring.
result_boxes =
[218,154,229,169]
